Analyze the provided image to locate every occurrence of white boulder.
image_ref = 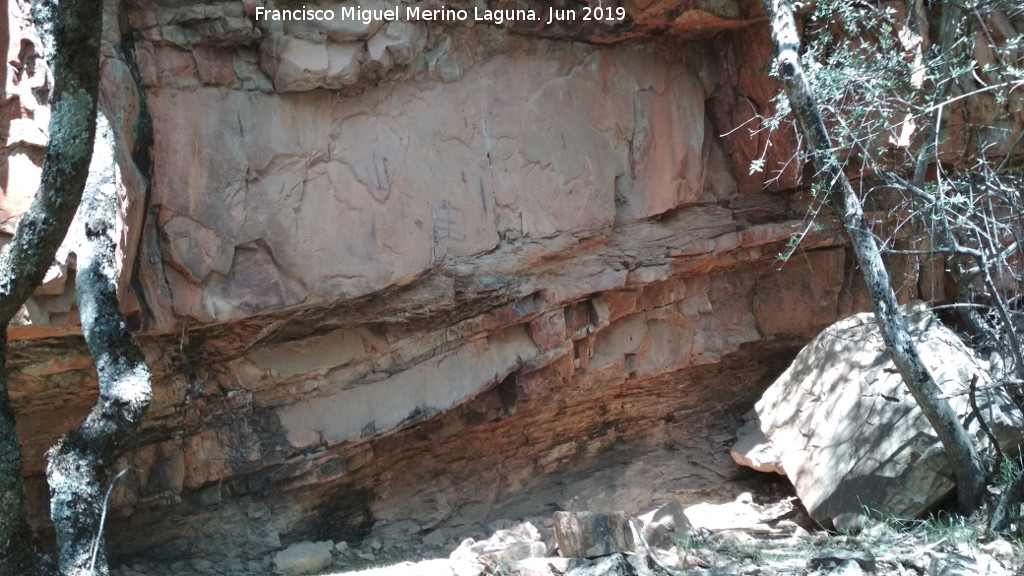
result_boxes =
[747,303,1024,529]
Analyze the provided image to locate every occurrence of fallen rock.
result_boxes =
[553,511,635,558]
[327,558,479,576]
[707,530,758,555]
[808,549,876,572]
[730,411,785,475]
[450,522,546,570]
[635,500,690,549]
[752,303,1024,529]
[831,560,868,576]
[684,492,791,533]
[927,550,1011,576]
[272,540,334,576]
[508,557,574,576]
[562,553,644,576]
[981,538,1015,562]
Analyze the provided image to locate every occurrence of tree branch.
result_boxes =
[0,0,102,323]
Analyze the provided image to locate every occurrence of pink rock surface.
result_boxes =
[3,0,1017,568]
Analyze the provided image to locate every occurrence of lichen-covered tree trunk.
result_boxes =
[0,2,151,575]
[0,1,103,575]
[760,0,987,513]
[47,117,152,576]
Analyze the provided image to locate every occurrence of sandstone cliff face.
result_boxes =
[0,0,960,566]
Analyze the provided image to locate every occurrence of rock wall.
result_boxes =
[0,0,967,567]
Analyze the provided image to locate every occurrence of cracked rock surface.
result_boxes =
[3,0,1011,570]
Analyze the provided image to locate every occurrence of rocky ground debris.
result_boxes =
[111,487,1024,576]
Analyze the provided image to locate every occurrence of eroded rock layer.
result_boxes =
[0,0,970,566]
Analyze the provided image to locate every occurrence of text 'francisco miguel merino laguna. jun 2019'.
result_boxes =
[253,4,628,26]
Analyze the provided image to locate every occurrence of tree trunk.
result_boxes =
[47,116,152,576]
[0,1,104,574]
[760,0,988,513]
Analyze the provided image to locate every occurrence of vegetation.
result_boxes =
[759,0,1024,527]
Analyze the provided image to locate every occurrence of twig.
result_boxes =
[88,466,133,574]
[921,79,1024,113]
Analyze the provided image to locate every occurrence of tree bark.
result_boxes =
[46,117,152,576]
[0,2,102,575]
[760,0,988,513]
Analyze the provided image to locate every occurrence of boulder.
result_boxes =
[808,550,876,572]
[749,303,1024,529]
[272,540,334,576]
[635,500,690,549]
[683,492,794,533]
[552,511,635,558]
[730,412,785,475]
[450,522,546,570]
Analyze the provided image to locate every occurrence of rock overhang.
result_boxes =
[1,0,939,566]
